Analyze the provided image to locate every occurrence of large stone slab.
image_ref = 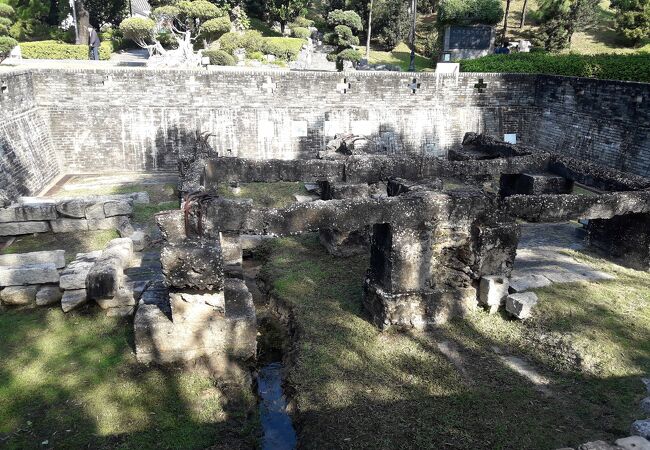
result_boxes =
[59,251,102,290]
[0,263,59,286]
[61,289,88,312]
[50,219,89,233]
[1,285,38,305]
[86,257,124,300]
[0,204,58,223]
[88,216,127,231]
[95,285,136,309]
[103,200,133,217]
[0,250,65,269]
[36,285,63,306]
[84,202,106,220]
[56,200,87,218]
[160,239,224,291]
[0,221,50,236]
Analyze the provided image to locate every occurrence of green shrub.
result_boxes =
[261,37,304,61]
[0,17,10,35]
[152,5,180,21]
[0,3,14,19]
[203,48,235,65]
[217,30,263,54]
[0,35,17,61]
[290,17,314,28]
[200,16,231,43]
[327,9,362,31]
[248,50,265,61]
[119,17,155,45]
[460,52,650,83]
[20,40,113,60]
[437,0,504,26]
[177,0,225,21]
[337,48,362,62]
[292,26,310,39]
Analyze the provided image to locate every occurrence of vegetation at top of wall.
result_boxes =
[459,51,650,82]
[260,36,304,60]
[20,39,113,60]
[437,0,505,26]
[203,47,235,65]
[214,30,304,61]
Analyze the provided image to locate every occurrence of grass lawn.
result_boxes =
[258,234,650,449]
[217,182,308,208]
[0,307,258,449]
[365,42,434,71]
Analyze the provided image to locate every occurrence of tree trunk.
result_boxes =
[502,0,511,41]
[365,0,373,59]
[75,0,90,45]
[520,0,528,28]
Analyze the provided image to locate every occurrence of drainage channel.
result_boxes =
[243,258,297,450]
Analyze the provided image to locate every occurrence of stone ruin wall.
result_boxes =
[0,67,649,200]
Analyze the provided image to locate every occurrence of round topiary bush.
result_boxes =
[0,36,18,62]
[337,48,362,62]
[152,5,180,21]
[200,16,231,43]
[327,9,362,31]
[119,17,156,45]
[291,17,314,28]
[203,48,235,65]
[0,3,14,19]
[292,26,310,39]
[0,17,11,35]
[177,0,225,21]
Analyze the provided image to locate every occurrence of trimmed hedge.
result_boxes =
[20,40,113,60]
[292,26,311,39]
[0,36,17,61]
[261,37,304,61]
[203,48,235,65]
[437,0,503,26]
[459,52,650,83]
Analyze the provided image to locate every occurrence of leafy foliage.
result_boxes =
[266,0,308,30]
[336,47,363,61]
[119,17,155,46]
[292,26,310,38]
[20,39,113,59]
[200,16,231,43]
[152,5,181,21]
[437,0,504,25]
[290,16,314,28]
[261,36,304,60]
[535,0,600,51]
[611,0,650,44]
[0,3,14,18]
[0,35,17,61]
[203,47,235,65]
[217,30,263,54]
[327,8,363,30]
[326,24,359,46]
[460,52,650,82]
[177,0,226,21]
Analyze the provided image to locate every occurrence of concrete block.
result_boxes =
[479,275,509,314]
[160,239,224,291]
[36,285,63,306]
[50,219,89,233]
[0,263,59,286]
[506,292,538,319]
[0,221,50,236]
[61,289,88,312]
[0,250,65,269]
[1,285,38,305]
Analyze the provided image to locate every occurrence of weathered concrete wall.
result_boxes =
[0,70,60,200]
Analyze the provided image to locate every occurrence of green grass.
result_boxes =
[54,183,179,205]
[217,182,308,208]
[365,42,434,71]
[0,307,258,449]
[1,230,119,264]
[258,234,650,449]
[249,17,283,37]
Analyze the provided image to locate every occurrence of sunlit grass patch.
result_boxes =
[217,182,308,208]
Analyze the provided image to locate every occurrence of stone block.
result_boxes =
[0,204,58,222]
[61,289,88,312]
[87,216,126,231]
[170,291,226,321]
[220,232,242,267]
[0,263,59,286]
[130,230,149,252]
[156,210,186,244]
[0,250,65,269]
[104,200,133,217]
[86,257,124,300]
[1,285,38,305]
[615,436,650,450]
[509,274,552,293]
[95,285,136,309]
[506,292,538,319]
[632,420,650,439]
[84,202,106,220]
[479,275,509,314]
[50,219,89,233]
[56,200,88,218]
[36,285,63,306]
[106,238,134,264]
[59,252,101,290]
[0,221,50,236]
[117,218,135,237]
[160,239,224,291]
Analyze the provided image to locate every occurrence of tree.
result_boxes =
[0,3,14,36]
[366,0,373,58]
[267,0,308,33]
[611,0,650,44]
[537,0,599,50]
[503,0,512,39]
[200,16,231,45]
[74,0,90,44]
[520,0,529,27]
[0,35,18,62]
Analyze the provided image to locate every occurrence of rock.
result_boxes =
[155,210,186,244]
[56,199,88,218]
[506,292,538,319]
[104,200,133,217]
[86,257,124,300]
[95,285,136,309]
[130,230,149,252]
[615,436,650,450]
[479,275,509,314]
[59,252,102,290]
[117,218,136,238]
[50,218,89,233]
[87,216,127,231]
[0,221,50,236]
[106,238,134,259]
[643,378,650,394]
[0,263,59,286]
[84,202,106,219]
[632,420,650,439]
[130,192,150,204]
[0,204,57,222]
[61,289,88,312]
[577,442,619,450]
[1,285,38,305]
[509,274,552,293]
[105,306,135,317]
[160,239,224,290]
[0,250,65,269]
[35,285,63,306]
[642,397,650,415]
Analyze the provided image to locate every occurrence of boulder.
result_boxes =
[117,218,136,238]
[35,285,63,306]
[59,252,102,290]
[61,289,88,312]
[160,239,224,290]
[615,436,650,450]
[0,250,65,269]
[104,200,133,217]
[0,263,59,286]
[644,377,650,394]
[1,285,38,305]
[84,202,106,220]
[0,221,50,236]
[130,230,149,252]
[56,199,88,218]
[577,442,619,450]
[642,397,650,415]
[50,219,89,233]
[105,238,134,265]
[505,292,538,319]
[632,420,650,439]
[479,275,509,314]
[95,285,136,309]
